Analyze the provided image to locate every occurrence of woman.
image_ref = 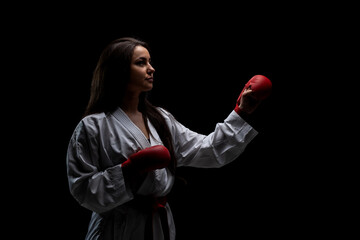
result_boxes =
[66,37,271,240]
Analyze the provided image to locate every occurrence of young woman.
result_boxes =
[66,37,271,240]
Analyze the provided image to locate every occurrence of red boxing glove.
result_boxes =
[235,75,272,114]
[121,145,171,175]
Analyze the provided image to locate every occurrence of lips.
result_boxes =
[146,77,153,83]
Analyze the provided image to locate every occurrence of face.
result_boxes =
[127,45,155,94]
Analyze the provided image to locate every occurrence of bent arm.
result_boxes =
[66,121,133,214]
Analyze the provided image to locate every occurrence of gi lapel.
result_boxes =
[111,107,151,149]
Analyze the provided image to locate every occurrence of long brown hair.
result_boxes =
[84,37,177,173]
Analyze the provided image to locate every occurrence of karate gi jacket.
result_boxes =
[66,107,258,240]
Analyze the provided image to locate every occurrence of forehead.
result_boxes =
[132,45,150,59]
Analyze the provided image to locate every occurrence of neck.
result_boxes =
[120,92,141,114]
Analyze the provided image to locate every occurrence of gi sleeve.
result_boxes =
[160,109,258,168]
[66,120,134,214]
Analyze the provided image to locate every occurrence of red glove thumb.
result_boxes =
[235,75,272,114]
[246,75,272,100]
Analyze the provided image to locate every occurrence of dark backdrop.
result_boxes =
[9,4,353,239]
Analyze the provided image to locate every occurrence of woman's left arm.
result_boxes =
[160,108,258,168]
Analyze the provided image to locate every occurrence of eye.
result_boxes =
[135,60,146,66]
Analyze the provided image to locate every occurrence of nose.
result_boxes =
[147,63,155,74]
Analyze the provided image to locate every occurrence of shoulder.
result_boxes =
[155,107,185,132]
[156,107,176,121]
[73,112,107,138]
[156,107,170,116]
[81,112,107,125]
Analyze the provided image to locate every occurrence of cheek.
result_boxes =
[129,67,146,87]
[130,67,142,81]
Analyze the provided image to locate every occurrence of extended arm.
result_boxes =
[161,75,272,168]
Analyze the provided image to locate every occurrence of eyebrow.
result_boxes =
[136,56,151,61]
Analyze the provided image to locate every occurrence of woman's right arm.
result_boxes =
[66,120,134,214]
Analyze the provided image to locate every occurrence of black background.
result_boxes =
[6,3,355,239]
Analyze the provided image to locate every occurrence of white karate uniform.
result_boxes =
[66,107,258,240]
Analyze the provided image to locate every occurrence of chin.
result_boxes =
[144,84,153,91]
